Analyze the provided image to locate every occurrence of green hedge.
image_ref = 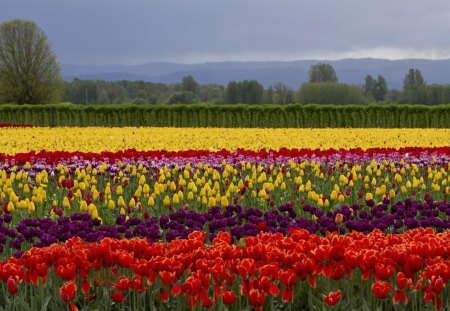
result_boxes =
[0,103,449,128]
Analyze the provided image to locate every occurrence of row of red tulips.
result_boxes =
[1,146,450,164]
[0,227,449,310]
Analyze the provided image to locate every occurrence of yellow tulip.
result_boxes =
[330,190,337,201]
[108,199,115,210]
[163,195,171,206]
[80,200,88,212]
[91,209,99,219]
[116,185,123,195]
[220,196,229,207]
[7,201,14,212]
[118,196,125,208]
[148,196,155,207]
[28,201,35,214]
[389,189,396,199]
[63,197,71,209]
[173,194,179,204]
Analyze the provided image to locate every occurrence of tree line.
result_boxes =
[1,19,450,106]
[62,65,449,106]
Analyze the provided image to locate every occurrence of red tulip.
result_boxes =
[60,281,77,302]
[279,269,296,288]
[56,263,77,280]
[248,289,265,307]
[393,290,408,305]
[432,276,444,295]
[171,284,182,297]
[157,289,169,302]
[256,222,266,232]
[222,290,236,305]
[396,272,410,290]
[323,290,341,306]
[160,271,176,286]
[81,280,90,294]
[371,282,393,300]
[269,283,280,296]
[201,290,214,309]
[237,258,256,279]
[406,254,423,273]
[281,287,293,303]
[115,276,130,291]
[374,263,394,281]
[111,291,125,303]
[7,277,18,296]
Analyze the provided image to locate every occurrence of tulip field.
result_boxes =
[0,126,449,310]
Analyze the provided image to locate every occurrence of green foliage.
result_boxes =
[64,79,170,105]
[0,19,63,104]
[273,82,294,104]
[400,68,428,104]
[263,86,274,104]
[0,103,449,128]
[63,79,227,105]
[167,91,200,104]
[181,75,200,95]
[422,84,450,105]
[364,75,387,101]
[198,84,225,103]
[308,63,338,83]
[403,68,426,90]
[296,82,368,105]
[242,80,264,104]
[225,81,241,104]
[225,80,264,104]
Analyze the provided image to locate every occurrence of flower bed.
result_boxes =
[1,228,449,310]
[0,127,449,310]
[0,127,449,153]
[2,199,450,260]
[0,148,448,225]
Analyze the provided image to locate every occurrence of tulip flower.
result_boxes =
[323,290,341,306]
[7,277,18,296]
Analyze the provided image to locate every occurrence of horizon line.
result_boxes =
[60,57,450,67]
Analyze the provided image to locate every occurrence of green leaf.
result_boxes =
[40,296,51,311]
[17,297,31,311]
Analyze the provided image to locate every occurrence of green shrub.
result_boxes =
[0,103,448,128]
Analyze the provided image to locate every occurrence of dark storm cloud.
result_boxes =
[1,0,449,64]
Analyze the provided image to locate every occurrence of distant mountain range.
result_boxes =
[61,58,450,89]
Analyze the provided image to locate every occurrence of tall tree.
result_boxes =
[181,75,200,95]
[263,86,274,104]
[241,80,263,104]
[225,81,241,104]
[373,75,387,101]
[364,75,387,101]
[273,82,294,104]
[308,63,338,83]
[0,19,62,104]
[403,68,426,90]
[403,68,426,104]
[364,75,376,95]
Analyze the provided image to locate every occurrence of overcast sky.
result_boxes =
[1,0,450,65]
